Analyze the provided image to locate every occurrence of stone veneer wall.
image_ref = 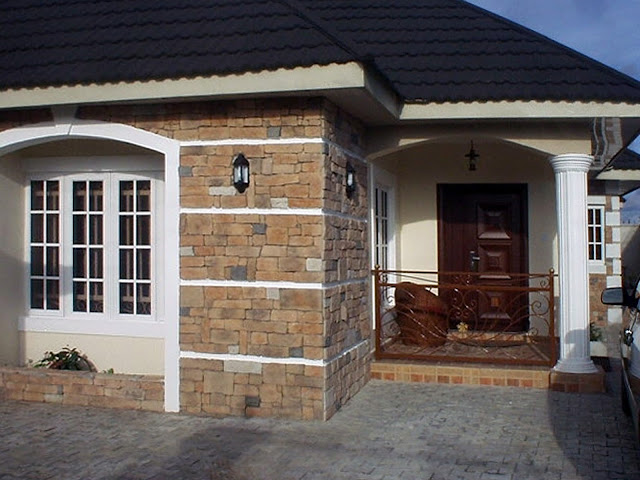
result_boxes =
[0,98,371,420]
[0,366,164,411]
[76,98,370,420]
[588,195,622,330]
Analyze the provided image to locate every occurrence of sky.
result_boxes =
[466,0,640,221]
[465,0,640,81]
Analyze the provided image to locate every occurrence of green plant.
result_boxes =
[34,347,96,371]
[590,323,604,342]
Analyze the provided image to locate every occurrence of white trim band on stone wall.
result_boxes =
[179,137,367,163]
[179,278,369,290]
[181,138,323,147]
[179,207,368,223]
[180,339,369,367]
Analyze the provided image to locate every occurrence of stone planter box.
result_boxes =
[0,366,164,412]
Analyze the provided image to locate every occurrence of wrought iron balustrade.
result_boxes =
[372,268,557,366]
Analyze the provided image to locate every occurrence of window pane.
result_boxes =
[73,282,86,312]
[31,181,44,210]
[46,181,59,210]
[137,181,151,211]
[46,214,59,243]
[73,182,86,212]
[31,247,43,276]
[46,247,59,276]
[136,216,151,245]
[31,214,43,243]
[137,250,151,280]
[120,249,134,279]
[120,283,134,314]
[30,279,44,309]
[89,214,103,245]
[89,282,103,313]
[120,181,134,212]
[73,214,86,245]
[120,216,134,245]
[89,248,103,279]
[89,181,103,211]
[46,279,59,310]
[136,283,151,315]
[73,248,86,278]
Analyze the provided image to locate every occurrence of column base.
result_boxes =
[553,357,599,374]
[549,366,605,393]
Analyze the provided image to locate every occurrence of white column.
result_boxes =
[549,154,598,374]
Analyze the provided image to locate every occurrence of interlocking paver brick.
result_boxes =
[1,361,640,479]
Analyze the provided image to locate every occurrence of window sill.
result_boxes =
[19,315,165,338]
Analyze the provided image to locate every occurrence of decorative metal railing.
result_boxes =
[372,268,557,366]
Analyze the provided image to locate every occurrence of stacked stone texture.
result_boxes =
[0,98,371,420]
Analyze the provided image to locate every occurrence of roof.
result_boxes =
[1,0,640,104]
[610,148,640,171]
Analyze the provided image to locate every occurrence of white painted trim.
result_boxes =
[0,119,181,413]
[402,101,640,120]
[181,137,367,164]
[181,138,323,147]
[588,264,607,274]
[0,63,370,110]
[180,207,368,223]
[179,278,368,290]
[181,350,323,367]
[180,339,369,367]
[19,316,165,338]
[587,195,607,205]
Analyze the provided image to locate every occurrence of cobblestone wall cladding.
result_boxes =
[0,367,164,412]
[1,98,373,421]
[180,213,324,283]
[0,109,53,132]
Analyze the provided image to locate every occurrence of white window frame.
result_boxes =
[370,166,397,316]
[587,197,606,274]
[370,166,397,273]
[21,156,165,337]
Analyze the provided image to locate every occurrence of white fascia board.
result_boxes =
[401,101,640,120]
[596,170,640,180]
[0,63,369,110]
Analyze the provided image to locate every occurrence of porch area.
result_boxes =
[371,268,607,393]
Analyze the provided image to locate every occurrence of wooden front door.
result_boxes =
[438,184,528,331]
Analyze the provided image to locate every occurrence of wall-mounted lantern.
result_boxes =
[465,141,480,171]
[346,162,356,198]
[232,153,250,193]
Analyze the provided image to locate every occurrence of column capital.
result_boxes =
[548,153,593,173]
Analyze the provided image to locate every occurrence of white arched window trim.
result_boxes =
[0,117,180,412]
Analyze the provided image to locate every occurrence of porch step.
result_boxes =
[372,360,606,393]
[372,360,551,389]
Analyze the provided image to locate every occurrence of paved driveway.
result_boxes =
[1,363,639,480]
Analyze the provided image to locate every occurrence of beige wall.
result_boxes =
[0,156,25,365]
[371,138,558,275]
[366,121,592,160]
[20,332,164,375]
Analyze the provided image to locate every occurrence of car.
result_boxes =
[602,280,640,441]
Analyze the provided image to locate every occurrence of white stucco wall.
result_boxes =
[0,155,25,365]
[20,332,164,375]
[372,139,557,275]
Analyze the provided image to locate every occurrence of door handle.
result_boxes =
[470,251,480,272]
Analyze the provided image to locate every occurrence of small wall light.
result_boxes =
[346,162,356,198]
[465,141,480,171]
[232,153,250,193]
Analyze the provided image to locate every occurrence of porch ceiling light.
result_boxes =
[232,153,250,193]
[346,162,356,198]
[465,141,480,171]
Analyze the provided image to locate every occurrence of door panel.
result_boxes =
[438,184,528,331]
